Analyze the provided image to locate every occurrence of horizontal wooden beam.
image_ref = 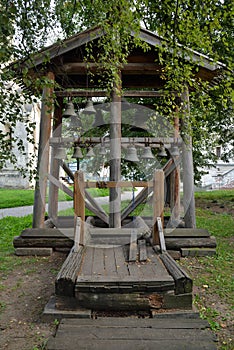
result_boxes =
[55,90,176,98]
[85,181,153,189]
[50,137,182,146]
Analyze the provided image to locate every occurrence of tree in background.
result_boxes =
[0,0,233,182]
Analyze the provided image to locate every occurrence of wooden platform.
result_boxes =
[46,317,217,350]
[55,238,193,311]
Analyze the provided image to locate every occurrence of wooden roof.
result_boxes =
[14,26,225,91]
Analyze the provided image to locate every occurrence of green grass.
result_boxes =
[195,189,234,202]
[0,215,33,273]
[180,208,233,349]
[0,188,113,209]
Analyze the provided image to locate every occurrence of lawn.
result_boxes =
[0,187,110,209]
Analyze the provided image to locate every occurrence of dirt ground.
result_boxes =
[0,201,233,350]
[0,253,66,350]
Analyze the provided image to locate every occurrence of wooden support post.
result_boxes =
[181,86,196,228]
[153,169,165,245]
[48,97,63,224]
[109,84,122,228]
[170,115,181,224]
[74,171,85,246]
[33,72,54,228]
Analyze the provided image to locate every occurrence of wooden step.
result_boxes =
[46,317,217,350]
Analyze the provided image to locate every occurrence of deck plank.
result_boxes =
[103,247,117,276]
[113,246,130,277]
[80,246,94,276]
[47,317,217,350]
[92,247,105,276]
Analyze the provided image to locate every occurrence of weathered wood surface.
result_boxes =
[138,239,147,261]
[33,71,55,228]
[75,245,174,294]
[159,252,193,295]
[153,169,165,245]
[46,317,217,350]
[165,236,217,249]
[164,228,210,237]
[56,246,84,297]
[157,217,166,253]
[13,235,73,249]
[128,229,138,262]
[15,247,53,256]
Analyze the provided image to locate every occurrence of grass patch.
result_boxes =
[180,208,234,349]
[0,215,33,273]
[195,189,234,201]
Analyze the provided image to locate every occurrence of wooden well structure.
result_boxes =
[13,26,221,312]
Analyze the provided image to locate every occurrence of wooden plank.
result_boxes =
[58,317,212,328]
[157,217,166,253]
[146,246,174,279]
[113,246,130,277]
[13,236,73,248]
[164,228,210,238]
[153,170,165,245]
[48,174,73,197]
[15,247,53,256]
[47,317,216,350]
[74,171,85,245]
[80,246,94,276]
[128,229,138,262]
[20,228,69,238]
[55,245,84,296]
[138,239,147,262]
[165,236,217,249]
[92,247,105,276]
[47,338,216,350]
[160,252,193,294]
[85,181,152,188]
[103,247,118,276]
[181,248,216,257]
[50,327,213,340]
[76,275,174,286]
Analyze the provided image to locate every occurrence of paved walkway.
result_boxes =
[0,190,138,219]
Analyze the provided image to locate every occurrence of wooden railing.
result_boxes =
[73,169,165,248]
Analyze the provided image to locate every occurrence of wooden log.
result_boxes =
[13,236,73,249]
[164,228,210,238]
[48,98,63,222]
[33,71,55,228]
[74,171,85,245]
[153,170,165,245]
[181,86,196,228]
[109,86,122,228]
[165,236,217,249]
[15,247,53,256]
[181,248,216,257]
[76,292,163,311]
[159,252,192,295]
[56,245,84,297]
[162,291,192,310]
[20,228,69,238]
